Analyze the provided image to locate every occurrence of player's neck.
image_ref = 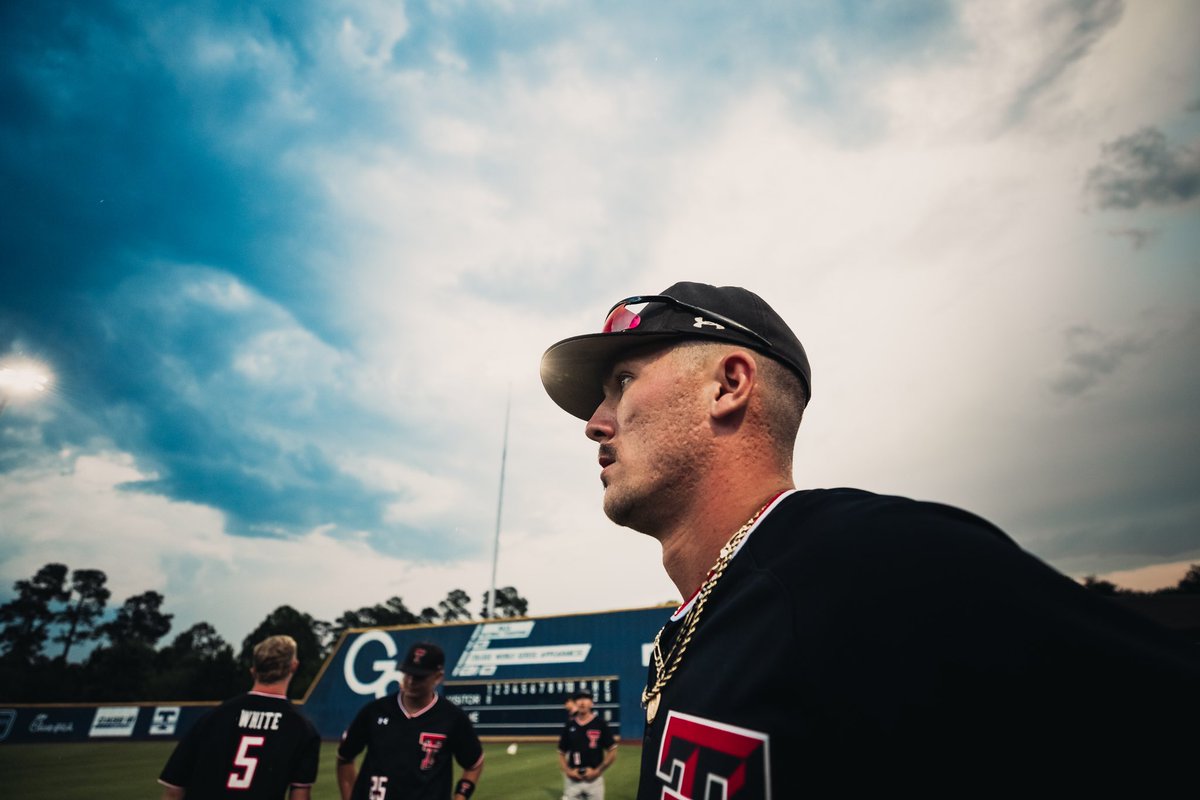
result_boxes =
[575,711,596,725]
[658,474,793,599]
[251,679,290,697]
[400,692,438,716]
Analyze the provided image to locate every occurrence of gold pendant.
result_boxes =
[645,692,660,723]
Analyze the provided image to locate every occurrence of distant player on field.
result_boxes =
[158,634,320,799]
[562,693,578,721]
[557,690,616,800]
[337,641,484,800]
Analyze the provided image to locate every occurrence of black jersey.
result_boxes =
[338,693,483,800]
[158,691,320,800]
[558,713,616,773]
[637,489,1200,798]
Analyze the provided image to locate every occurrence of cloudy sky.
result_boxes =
[2,0,1198,649]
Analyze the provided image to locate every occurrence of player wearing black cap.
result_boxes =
[158,635,319,800]
[557,690,617,800]
[336,642,483,800]
[540,282,1200,797]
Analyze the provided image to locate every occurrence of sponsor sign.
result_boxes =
[27,712,77,737]
[452,621,591,677]
[0,709,15,741]
[90,706,139,738]
[149,706,181,735]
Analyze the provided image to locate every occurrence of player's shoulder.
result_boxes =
[761,487,1014,550]
[434,693,474,722]
[217,691,254,708]
[363,694,396,714]
[275,698,319,732]
[204,691,257,720]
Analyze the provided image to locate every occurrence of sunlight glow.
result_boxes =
[0,358,53,397]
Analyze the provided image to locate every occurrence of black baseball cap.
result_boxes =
[540,281,811,420]
[400,642,445,677]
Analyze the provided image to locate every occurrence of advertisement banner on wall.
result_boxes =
[148,706,182,736]
[89,706,140,738]
[0,704,217,745]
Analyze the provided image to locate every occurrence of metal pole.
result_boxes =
[486,389,511,619]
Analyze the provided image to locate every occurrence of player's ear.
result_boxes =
[290,658,300,675]
[710,350,755,421]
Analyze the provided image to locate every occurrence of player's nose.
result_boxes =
[585,401,614,442]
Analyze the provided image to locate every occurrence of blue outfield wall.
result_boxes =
[0,605,673,745]
[303,605,672,741]
[0,703,216,745]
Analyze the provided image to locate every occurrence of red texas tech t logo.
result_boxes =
[654,711,771,799]
[418,732,446,770]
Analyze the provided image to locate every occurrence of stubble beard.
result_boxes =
[601,455,701,537]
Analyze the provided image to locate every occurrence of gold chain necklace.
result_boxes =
[641,497,777,724]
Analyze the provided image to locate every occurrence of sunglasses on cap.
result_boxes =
[602,295,774,350]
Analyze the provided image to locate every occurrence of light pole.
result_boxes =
[485,388,511,619]
[0,357,53,416]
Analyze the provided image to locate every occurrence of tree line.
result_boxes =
[0,562,528,703]
[1081,564,1200,597]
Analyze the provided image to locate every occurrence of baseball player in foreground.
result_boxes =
[539,281,1200,796]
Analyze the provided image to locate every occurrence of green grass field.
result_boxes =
[0,740,641,799]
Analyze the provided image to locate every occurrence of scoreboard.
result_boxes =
[444,676,619,737]
[300,605,671,740]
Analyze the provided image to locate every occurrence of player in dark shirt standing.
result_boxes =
[557,691,616,800]
[539,281,1200,796]
[159,634,320,799]
[337,641,483,800]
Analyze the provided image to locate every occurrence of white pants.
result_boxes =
[563,775,605,800]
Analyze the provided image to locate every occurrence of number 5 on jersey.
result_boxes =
[227,735,265,789]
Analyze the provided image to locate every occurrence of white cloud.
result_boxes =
[335,1,411,71]
[8,0,1198,650]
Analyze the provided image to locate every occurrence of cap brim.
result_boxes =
[540,330,685,420]
[400,666,441,677]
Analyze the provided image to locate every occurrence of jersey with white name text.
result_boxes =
[159,691,319,799]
